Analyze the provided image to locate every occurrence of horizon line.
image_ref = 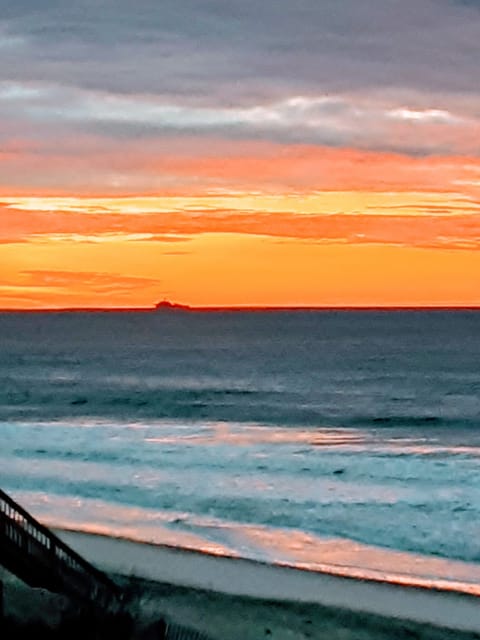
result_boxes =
[1,305,480,313]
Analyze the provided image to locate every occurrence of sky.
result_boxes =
[1,0,479,308]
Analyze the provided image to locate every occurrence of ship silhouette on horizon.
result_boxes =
[154,299,191,311]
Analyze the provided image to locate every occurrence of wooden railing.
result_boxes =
[0,488,121,609]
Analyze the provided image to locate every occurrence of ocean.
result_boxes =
[1,310,479,591]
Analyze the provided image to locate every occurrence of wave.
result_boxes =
[346,415,479,429]
[9,490,480,598]
[2,417,480,572]
[2,375,479,431]
[0,385,327,426]
[3,394,479,431]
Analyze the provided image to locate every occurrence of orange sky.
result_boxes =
[1,145,480,308]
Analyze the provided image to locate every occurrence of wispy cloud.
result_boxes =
[1,141,480,197]
[20,269,161,292]
[2,198,479,250]
[0,81,478,157]
[0,269,164,307]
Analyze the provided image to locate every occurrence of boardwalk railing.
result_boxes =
[0,488,121,609]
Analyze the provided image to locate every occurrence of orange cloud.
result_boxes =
[0,267,164,309]
[1,141,479,197]
[1,199,480,250]
[142,145,480,196]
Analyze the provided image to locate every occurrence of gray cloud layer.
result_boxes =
[1,0,480,100]
[1,0,479,160]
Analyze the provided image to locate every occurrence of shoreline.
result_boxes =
[55,529,480,634]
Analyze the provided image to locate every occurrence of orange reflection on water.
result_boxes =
[226,526,480,596]
[43,516,239,560]
[34,492,480,596]
[145,424,364,447]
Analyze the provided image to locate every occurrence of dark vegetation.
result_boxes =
[1,609,134,640]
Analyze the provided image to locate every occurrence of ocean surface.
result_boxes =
[1,310,480,592]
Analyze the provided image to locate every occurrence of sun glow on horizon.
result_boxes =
[1,228,479,309]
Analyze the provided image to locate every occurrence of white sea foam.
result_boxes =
[2,418,480,587]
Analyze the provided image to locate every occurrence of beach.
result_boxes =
[4,530,480,639]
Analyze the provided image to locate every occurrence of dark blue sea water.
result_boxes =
[1,311,479,590]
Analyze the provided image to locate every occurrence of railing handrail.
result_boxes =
[0,487,121,603]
